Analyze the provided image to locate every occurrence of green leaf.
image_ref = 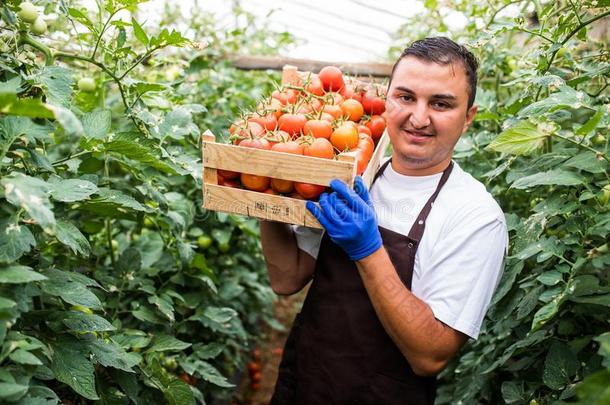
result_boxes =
[0,219,36,263]
[511,169,583,189]
[131,18,149,46]
[148,335,191,353]
[48,177,98,202]
[594,332,610,368]
[0,297,17,309]
[564,152,606,174]
[82,110,111,140]
[32,66,74,108]
[104,132,179,174]
[134,232,164,268]
[143,359,195,405]
[543,342,579,389]
[180,358,233,388]
[487,120,553,155]
[0,93,54,119]
[67,7,95,31]
[532,294,564,330]
[41,269,102,309]
[1,173,55,231]
[571,369,610,405]
[0,116,51,160]
[148,294,175,321]
[501,381,523,404]
[9,348,42,365]
[576,108,605,136]
[518,86,591,117]
[0,382,28,400]
[0,265,47,284]
[51,341,99,400]
[46,105,84,136]
[56,220,91,256]
[62,311,115,332]
[88,339,139,372]
[202,306,237,324]
[79,188,152,218]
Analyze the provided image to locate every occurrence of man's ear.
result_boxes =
[462,104,478,133]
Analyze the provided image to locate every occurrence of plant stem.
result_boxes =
[52,150,92,166]
[18,32,53,65]
[552,132,610,163]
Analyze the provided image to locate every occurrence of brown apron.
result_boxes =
[271,160,454,405]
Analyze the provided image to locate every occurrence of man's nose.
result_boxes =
[409,102,431,129]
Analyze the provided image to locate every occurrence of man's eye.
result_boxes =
[433,102,450,109]
[398,95,413,102]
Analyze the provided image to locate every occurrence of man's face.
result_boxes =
[385,56,477,176]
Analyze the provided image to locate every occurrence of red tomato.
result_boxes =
[239,137,271,150]
[330,125,359,151]
[305,75,324,96]
[272,88,299,105]
[295,182,326,200]
[318,66,345,92]
[278,113,308,136]
[357,125,372,137]
[340,83,363,103]
[322,104,342,120]
[241,173,270,191]
[218,169,239,180]
[319,112,335,122]
[365,115,386,141]
[303,138,335,159]
[263,188,278,195]
[271,140,304,155]
[230,121,265,144]
[361,90,386,115]
[271,178,294,194]
[266,130,290,146]
[249,113,277,131]
[354,149,370,175]
[303,119,333,139]
[340,99,364,122]
[357,134,375,158]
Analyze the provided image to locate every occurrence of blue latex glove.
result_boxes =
[306,176,382,261]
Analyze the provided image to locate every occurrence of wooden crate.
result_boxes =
[200,65,390,229]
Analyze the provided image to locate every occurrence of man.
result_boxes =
[260,37,508,404]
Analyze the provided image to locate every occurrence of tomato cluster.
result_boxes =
[218,66,387,201]
[247,348,263,391]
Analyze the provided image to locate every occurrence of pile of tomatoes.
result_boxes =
[217,66,387,201]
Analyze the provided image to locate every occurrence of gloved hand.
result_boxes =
[306,176,382,261]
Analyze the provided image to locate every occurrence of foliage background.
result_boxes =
[0,0,609,404]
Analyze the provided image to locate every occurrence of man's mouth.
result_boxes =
[402,129,434,138]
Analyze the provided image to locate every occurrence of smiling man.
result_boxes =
[261,37,508,404]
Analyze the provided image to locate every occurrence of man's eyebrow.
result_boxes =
[393,86,457,101]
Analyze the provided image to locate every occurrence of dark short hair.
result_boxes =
[389,37,479,108]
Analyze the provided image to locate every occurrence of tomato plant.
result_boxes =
[0,1,293,404]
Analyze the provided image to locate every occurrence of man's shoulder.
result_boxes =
[440,163,505,223]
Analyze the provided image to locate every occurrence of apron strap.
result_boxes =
[407,162,454,242]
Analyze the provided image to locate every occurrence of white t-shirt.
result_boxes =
[293,160,508,339]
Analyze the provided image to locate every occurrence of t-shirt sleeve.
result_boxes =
[292,225,324,259]
[413,212,508,339]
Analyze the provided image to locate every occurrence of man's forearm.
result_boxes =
[356,247,467,376]
[259,220,314,295]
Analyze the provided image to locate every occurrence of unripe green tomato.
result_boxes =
[18,2,38,23]
[78,77,96,92]
[163,357,178,371]
[601,184,610,206]
[71,305,93,314]
[218,242,230,253]
[556,47,566,57]
[111,240,119,250]
[197,235,213,249]
[592,134,606,146]
[31,17,46,35]
[143,217,154,228]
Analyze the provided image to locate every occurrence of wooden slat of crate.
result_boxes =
[203,184,321,228]
[202,141,355,186]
